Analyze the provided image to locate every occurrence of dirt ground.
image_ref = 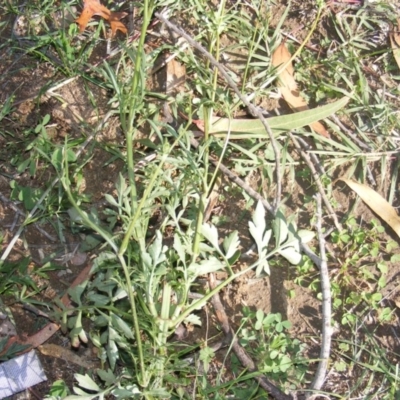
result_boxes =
[1,1,400,399]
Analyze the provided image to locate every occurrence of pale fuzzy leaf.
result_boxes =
[66,392,98,400]
[256,259,270,276]
[104,193,119,208]
[201,223,221,252]
[253,200,266,232]
[273,211,289,247]
[149,230,166,265]
[283,232,301,253]
[249,201,267,252]
[184,313,202,326]
[223,230,240,259]
[340,179,400,238]
[209,97,349,139]
[271,42,329,138]
[173,234,186,264]
[297,229,315,243]
[279,247,302,265]
[74,374,101,392]
[262,229,272,248]
[189,257,225,276]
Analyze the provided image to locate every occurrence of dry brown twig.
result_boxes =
[289,132,343,232]
[306,193,333,397]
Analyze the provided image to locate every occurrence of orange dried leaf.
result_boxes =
[76,0,127,37]
[271,43,330,138]
[109,11,128,36]
[76,0,110,32]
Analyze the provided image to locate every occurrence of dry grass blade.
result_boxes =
[271,43,330,138]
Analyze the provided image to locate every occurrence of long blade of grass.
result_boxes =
[210,97,349,139]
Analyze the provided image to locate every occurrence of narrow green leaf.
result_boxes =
[210,97,349,138]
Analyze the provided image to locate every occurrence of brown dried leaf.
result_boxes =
[390,19,400,71]
[271,43,330,138]
[75,0,127,37]
[76,0,110,32]
[109,11,128,36]
[340,179,400,239]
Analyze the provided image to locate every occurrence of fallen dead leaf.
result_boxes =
[109,11,128,36]
[75,0,127,37]
[389,19,400,70]
[340,179,400,239]
[271,43,330,138]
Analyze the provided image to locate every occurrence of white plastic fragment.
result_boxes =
[0,350,47,399]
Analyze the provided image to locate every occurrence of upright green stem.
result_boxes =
[125,0,155,215]
[119,0,155,387]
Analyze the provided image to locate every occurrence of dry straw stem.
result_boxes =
[155,11,282,212]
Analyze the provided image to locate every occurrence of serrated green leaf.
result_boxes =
[210,97,349,138]
[201,223,221,252]
[97,369,116,386]
[188,257,224,276]
[74,374,101,392]
[68,282,88,305]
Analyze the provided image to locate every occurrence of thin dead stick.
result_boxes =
[0,112,113,263]
[0,192,56,242]
[307,194,332,397]
[155,11,282,213]
[209,273,293,400]
[295,136,326,176]
[289,132,343,232]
